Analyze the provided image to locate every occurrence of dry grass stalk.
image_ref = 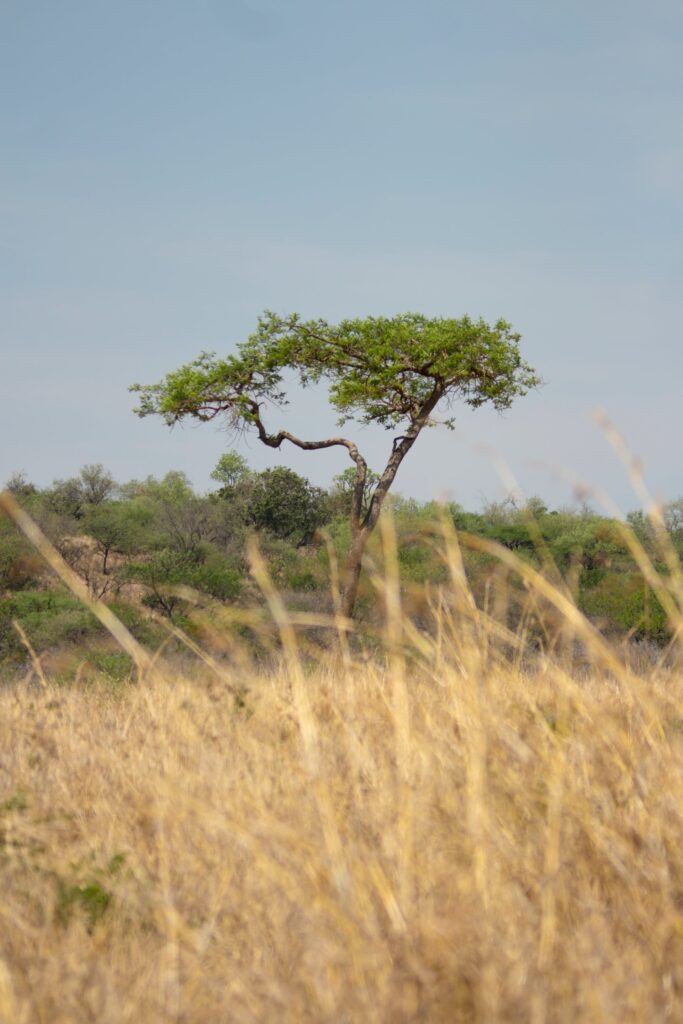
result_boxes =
[3,503,683,1020]
[11,618,48,689]
[0,489,154,680]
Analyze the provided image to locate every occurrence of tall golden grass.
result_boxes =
[2,489,683,1021]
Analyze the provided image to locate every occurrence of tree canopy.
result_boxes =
[210,451,250,490]
[132,310,540,615]
[132,311,538,431]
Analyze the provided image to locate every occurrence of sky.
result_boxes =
[1,0,682,513]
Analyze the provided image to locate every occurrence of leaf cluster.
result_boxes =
[131,310,540,431]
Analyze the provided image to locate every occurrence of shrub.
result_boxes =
[0,520,42,591]
[0,590,102,657]
[285,570,319,592]
[85,651,134,683]
[124,548,243,616]
[247,467,328,544]
[580,573,669,641]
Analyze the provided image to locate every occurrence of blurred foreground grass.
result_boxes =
[2,495,683,1021]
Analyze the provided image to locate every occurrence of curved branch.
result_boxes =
[247,400,368,532]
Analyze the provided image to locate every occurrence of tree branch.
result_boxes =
[247,401,368,532]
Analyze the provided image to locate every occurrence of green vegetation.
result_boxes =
[0,591,101,661]
[54,852,126,931]
[1,456,682,678]
[131,310,539,615]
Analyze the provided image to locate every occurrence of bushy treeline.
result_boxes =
[1,457,682,671]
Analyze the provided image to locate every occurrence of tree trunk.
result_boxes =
[337,387,443,619]
[340,527,371,619]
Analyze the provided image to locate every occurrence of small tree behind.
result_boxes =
[330,466,380,520]
[210,451,250,491]
[79,464,117,505]
[83,501,152,574]
[4,472,37,500]
[247,467,328,545]
[132,310,539,616]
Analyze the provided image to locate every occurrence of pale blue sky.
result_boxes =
[2,0,682,511]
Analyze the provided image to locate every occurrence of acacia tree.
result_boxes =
[131,311,539,617]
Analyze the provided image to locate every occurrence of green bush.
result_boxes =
[54,852,125,931]
[107,600,166,647]
[85,651,134,683]
[124,547,243,616]
[246,467,328,544]
[580,574,669,641]
[397,541,446,585]
[0,520,41,591]
[0,590,102,657]
[285,569,319,592]
[192,555,243,601]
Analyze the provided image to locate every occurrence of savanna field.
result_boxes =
[5,0,683,1019]
[3,494,683,1022]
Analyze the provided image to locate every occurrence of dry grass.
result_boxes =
[3,498,683,1021]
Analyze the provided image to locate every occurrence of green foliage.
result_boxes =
[107,600,167,648]
[42,464,117,521]
[83,501,153,572]
[330,466,379,518]
[6,452,683,669]
[124,547,242,616]
[580,574,668,641]
[57,880,112,928]
[191,552,243,601]
[127,472,217,556]
[247,467,328,543]
[131,311,539,431]
[1,791,28,814]
[133,470,195,505]
[4,471,37,499]
[54,853,125,931]
[85,650,134,683]
[79,464,116,505]
[285,570,318,591]
[123,551,198,616]
[0,517,41,591]
[397,541,447,585]
[211,451,250,489]
[257,537,324,593]
[0,591,101,658]
[130,310,539,617]
[44,476,86,519]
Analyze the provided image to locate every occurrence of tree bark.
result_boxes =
[338,386,443,618]
[247,388,442,620]
[339,527,371,619]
